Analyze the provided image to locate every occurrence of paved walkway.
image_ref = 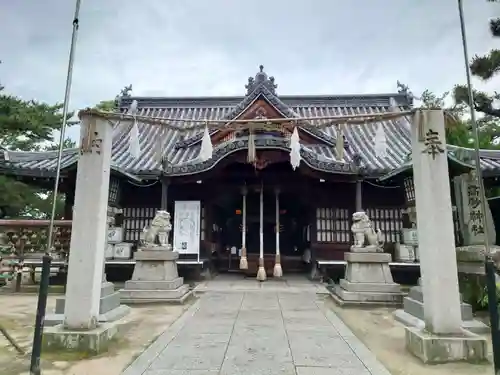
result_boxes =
[122,291,391,375]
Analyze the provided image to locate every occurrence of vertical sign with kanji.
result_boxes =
[466,183,485,238]
[454,171,496,245]
[422,129,445,160]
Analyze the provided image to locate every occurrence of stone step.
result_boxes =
[55,283,121,315]
[408,286,464,303]
[120,286,192,304]
[403,296,473,321]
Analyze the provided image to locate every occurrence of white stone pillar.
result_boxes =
[256,185,266,281]
[404,110,486,364]
[63,114,113,330]
[273,188,282,277]
[411,110,462,334]
[239,186,248,270]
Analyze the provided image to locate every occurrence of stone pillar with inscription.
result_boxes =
[403,110,486,363]
[454,171,496,246]
[43,111,128,354]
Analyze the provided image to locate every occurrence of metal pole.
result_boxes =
[457,1,500,373]
[46,0,82,254]
[29,254,52,375]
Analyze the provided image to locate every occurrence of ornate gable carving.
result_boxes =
[211,100,291,145]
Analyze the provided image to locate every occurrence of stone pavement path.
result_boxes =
[122,292,392,375]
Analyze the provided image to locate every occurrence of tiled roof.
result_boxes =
[2,66,500,179]
[109,91,414,176]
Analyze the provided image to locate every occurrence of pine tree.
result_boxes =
[454,1,500,117]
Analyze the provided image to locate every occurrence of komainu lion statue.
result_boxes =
[140,210,172,250]
[351,211,384,251]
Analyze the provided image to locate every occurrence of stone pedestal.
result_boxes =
[405,326,487,364]
[331,252,403,306]
[45,282,130,326]
[120,248,191,303]
[394,284,488,334]
[404,109,487,363]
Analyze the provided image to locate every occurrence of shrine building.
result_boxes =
[2,65,500,277]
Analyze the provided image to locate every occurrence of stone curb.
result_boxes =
[320,305,393,375]
[120,298,201,375]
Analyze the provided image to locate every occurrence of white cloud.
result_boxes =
[1,0,499,142]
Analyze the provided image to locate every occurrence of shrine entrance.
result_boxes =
[244,189,309,257]
[210,177,311,275]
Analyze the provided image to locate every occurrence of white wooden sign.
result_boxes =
[173,201,201,255]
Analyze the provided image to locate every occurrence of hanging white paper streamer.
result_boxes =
[199,123,213,161]
[374,123,388,158]
[247,130,256,163]
[127,100,141,159]
[336,124,345,160]
[289,127,301,170]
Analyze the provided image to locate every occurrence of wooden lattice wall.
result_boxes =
[365,208,403,243]
[315,207,404,244]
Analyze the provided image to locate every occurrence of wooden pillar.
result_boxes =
[256,183,266,281]
[355,178,363,212]
[239,186,248,269]
[273,187,282,277]
[161,177,169,211]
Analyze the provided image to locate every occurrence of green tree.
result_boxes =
[0,73,76,218]
[454,0,500,118]
[419,89,500,149]
[94,99,116,112]
[0,61,122,218]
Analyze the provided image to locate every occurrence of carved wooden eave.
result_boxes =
[164,136,356,177]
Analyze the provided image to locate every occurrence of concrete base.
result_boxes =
[394,309,489,334]
[45,281,130,327]
[405,326,487,364]
[119,248,191,304]
[43,319,125,355]
[332,252,403,306]
[394,285,489,334]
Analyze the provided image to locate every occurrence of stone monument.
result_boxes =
[119,210,192,303]
[45,206,130,326]
[403,109,486,363]
[454,170,496,246]
[331,211,403,306]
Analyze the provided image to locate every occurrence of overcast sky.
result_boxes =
[1,0,499,141]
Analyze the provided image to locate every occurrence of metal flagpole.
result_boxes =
[30,3,82,374]
[46,0,82,255]
[457,0,500,372]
